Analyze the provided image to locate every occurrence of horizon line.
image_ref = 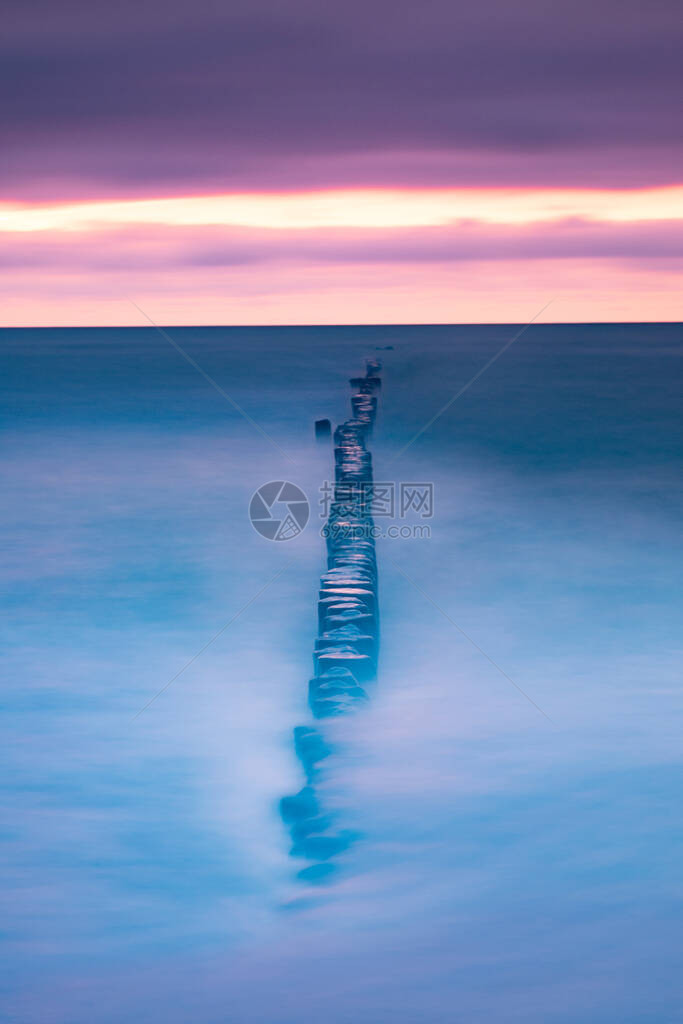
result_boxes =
[2,319,681,330]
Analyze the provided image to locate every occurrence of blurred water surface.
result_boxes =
[2,324,682,1022]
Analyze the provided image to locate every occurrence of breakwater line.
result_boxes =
[280,359,382,883]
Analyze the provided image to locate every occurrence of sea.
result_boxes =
[2,323,682,1022]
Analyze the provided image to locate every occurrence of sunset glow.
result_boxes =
[2,0,681,325]
[3,185,683,234]
[1,184,681,325]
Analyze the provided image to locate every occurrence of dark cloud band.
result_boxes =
[2,0,681,195]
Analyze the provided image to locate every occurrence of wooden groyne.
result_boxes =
[280,359,382,881]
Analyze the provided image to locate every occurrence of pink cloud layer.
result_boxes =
[1,188,680,326]
[2,258,681,327]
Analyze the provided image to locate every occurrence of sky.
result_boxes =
[2,0,681,325]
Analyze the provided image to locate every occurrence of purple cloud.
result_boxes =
[1,0,681,196]
[1,220,681,272]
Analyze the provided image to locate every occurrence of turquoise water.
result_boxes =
[2,324,682,1022]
